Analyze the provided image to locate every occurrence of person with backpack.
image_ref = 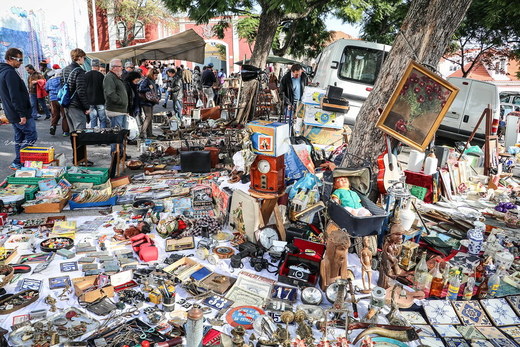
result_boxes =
[62,48,91,165]
[46,65,69,136]
[0,48,38,170]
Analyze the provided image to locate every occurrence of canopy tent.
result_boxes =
[234,55,301,66]
[88,29,206,63]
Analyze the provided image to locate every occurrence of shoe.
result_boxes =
[34,115,41,120]
[45,115,50,120]
[78,160,94,167]
[9,163,22,170]
[50,127,56,135]
[63,132,70,137]
[162,104,167,108]
[126,155,132,160]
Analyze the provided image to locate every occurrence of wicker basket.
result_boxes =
[0,265,14,288]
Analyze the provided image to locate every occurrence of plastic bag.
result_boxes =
[126,115,139,140]
[284,146,309,183]
[196,99,204,108]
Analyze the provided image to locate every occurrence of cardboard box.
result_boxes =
[301,87,326,106]
[163,257,203,282]
[23,198,68,214]
[278,238,325,287]
[110,176,130,188]
[303,104,344,129]
[72,275,114,303]
[248,120,290,157]
[303,126,344,146]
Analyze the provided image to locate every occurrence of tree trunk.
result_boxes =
[347,0,473,195]
[235,9,283,124]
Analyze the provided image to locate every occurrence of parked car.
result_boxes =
[312,39,392,125]
[437,77,500,144]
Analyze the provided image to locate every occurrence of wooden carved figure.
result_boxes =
[320,229,351,291]
[377,222,404,289]
[360,236,374,294]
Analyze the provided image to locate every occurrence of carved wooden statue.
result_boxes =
[320,229,351,291]
[360,236,374,294]
[377,222,404,289]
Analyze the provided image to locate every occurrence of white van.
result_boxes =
[312,39,392,125]
[437,77,500,143]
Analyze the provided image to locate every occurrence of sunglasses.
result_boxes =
[11,57,23,62]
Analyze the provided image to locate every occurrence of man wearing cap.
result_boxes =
[201,63,216,107]
[85,59,107,128]
[46,64,70,136]
[0,48,38,170]
[122,62,134,80]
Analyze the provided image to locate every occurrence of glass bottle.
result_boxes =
[447,268,461,300]
[487,268,502,298]
[414,252,430,291]
[463,275,475,300]
[429,261,444,298]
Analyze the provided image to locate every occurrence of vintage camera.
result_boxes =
[250,257,269,272]
[238,241,263,258]
[288,264,311,281]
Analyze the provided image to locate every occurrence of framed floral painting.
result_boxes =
[376,60,459,151]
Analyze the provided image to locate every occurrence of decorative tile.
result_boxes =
[481,298,520,327]
[414,324,437,337]
[420,337,445,347]
[444,337,471,347]
[507,296,520,316]
[423,300,461,325]
[452,300,492,326]
[433,324,463,338]
[401,311,427,324]
[489,338,518,347]
[476,326,507,339]
[500,326,520,340]
[457,325,486,340]
[471,341,495,347]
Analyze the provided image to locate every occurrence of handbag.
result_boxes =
[142,90,160,104]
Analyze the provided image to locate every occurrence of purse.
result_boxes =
[143,90,160,104]
[85,296,117,316]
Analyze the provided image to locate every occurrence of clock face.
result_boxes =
[207,254,219,266]
[258,227,279,249]
[257,159,271,174]
[196,247,209,260]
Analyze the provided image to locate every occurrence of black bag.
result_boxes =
[84,296,117,316]
[180,151,211,173]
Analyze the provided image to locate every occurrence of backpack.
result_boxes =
[57,67,80,107]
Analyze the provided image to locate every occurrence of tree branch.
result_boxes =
[282,0,329,21]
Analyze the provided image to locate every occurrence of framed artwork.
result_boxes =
[484,135,499,174]
[376,60,459,151]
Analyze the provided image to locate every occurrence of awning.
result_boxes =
[235,55,301,66]
[88,29,206,63]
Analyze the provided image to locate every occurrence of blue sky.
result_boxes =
[325,15,361,37]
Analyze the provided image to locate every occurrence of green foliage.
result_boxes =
[97,0,174,46]
[237,16,259,45]
[360,0,520,76]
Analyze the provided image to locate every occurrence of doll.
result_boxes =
[331,177,371,216]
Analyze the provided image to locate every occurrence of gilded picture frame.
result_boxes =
[376,61,459,151]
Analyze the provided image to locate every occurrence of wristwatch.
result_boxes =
[301,287,323,305]
[213,246,235,259]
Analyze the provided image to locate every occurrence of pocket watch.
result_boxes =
[301,286,323,305]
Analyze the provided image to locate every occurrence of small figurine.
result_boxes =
[231,325,247,347]
[44,295,57,312]
[360,237,374,294]
[295,310,314,345]
[320,229,351,290]
[377,222,404,289]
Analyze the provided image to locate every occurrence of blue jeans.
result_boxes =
[173,99,183,117]
[30,94,50,118]
[110,115,127,153]
[164,90,171,106]
[11,117,38,165]
[89,104,107,128]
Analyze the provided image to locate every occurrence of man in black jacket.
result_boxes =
[85,59,107,129]
[201,63,217,107]
[0,48,38,170]
[279,64,308,127]
[62,48,91,165]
